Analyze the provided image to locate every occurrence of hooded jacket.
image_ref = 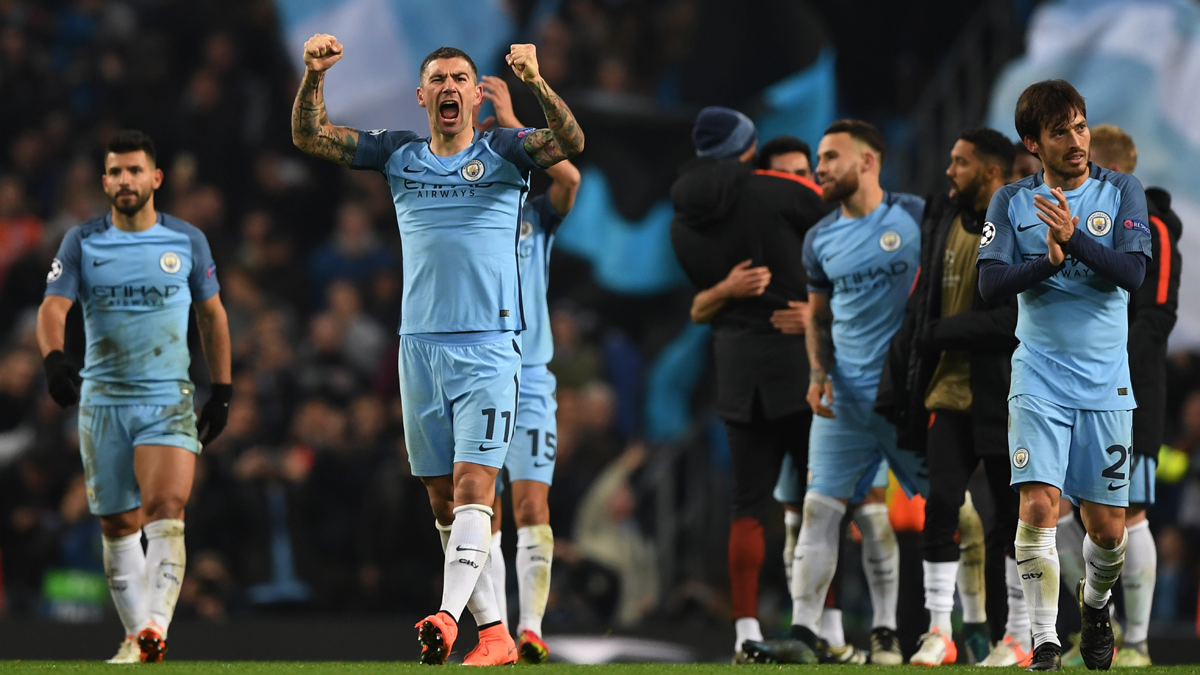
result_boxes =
[876,191,1017,455]
[670,157,829,422]
[1129,187,1183,457]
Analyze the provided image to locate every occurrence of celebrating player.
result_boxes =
[470,73,581,664]
[754,120,928,666]
[1053,125,1181,669]
[976,81,1151,671]
[37,130,231,663]
[290,35,583,665]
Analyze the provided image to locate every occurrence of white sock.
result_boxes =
[819,608,846,649]
[1015,520,1059,648]
[143,519,185,637]
[734,617,763,652]
[437,521,453,550]
[1004,556,1032,650]
[923,560,957,634]
[958,493,987,624]
[783,509,802,587]
[1083,528,1126,609]
[791,493,846,633]
[440,520,505,626]
[515,524,553,637]
[1056,512,1087,592]
[489,531,508,627]
[103,531,148,636]
[1121,520,1155,644]
[441,504,499,624]
[854,503,899,630]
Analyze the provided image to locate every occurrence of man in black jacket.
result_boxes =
[669,108,829,661]
[875,128,1025,666]
[1053,125,1182,668]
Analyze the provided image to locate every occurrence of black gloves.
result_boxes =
[197,383,233,445]
[44,350,82,408]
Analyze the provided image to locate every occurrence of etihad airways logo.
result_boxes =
[401,179,496,199]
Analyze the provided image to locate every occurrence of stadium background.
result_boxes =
[1,0,1199,662]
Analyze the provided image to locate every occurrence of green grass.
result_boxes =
[0,664,1197,674]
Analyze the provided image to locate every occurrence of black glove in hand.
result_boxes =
[44,350,82,408]
[197,383,232,446]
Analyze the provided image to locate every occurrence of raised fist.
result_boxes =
[506,44,540,83]
[304,34,343,73]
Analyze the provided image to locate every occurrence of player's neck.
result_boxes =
[429,128,475,157]
[110,200,158,232]
[1042,166,1087,192]
[841,182,884,219]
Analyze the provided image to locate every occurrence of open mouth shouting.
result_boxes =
[438,99,461,126]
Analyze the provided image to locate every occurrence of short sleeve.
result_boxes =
[187,230,220,302]
[1111,173,1153,257]
[977,186,1018,265]
[803,226,831,294]
[487,128,542,174]
[527,194,564,236]
[45,227,83,301]
[351,129,420,172]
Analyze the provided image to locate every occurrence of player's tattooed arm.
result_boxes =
[291,34,359,166]
[506,44,585,167]
[806,292,836,418]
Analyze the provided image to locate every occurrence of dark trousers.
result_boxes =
[724,396,812,523]
[922,409,1019,563]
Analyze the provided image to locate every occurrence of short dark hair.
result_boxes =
[1014,79,1086,144]
[824,119,886,161]
[107,129,157,165]
[756,136,811,171]
[419,46,478,83]
[958,127,1016,177]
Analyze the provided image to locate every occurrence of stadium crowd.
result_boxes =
[0,0,1198,654]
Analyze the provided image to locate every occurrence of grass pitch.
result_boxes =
[0,664,1197,674]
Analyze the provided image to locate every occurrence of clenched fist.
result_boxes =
[506,44,541,83]
[304,34,343,73]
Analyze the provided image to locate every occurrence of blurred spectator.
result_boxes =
[549,306,602,388]
[0,349,39,465]
[308,202,395,308]
[294,314,363,404]
[0,176,43,294]
[326,279,387,378]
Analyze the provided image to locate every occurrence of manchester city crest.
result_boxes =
[520,220,534,240]
[879,230,902,252]
[1086,211,1112,237]
[461,159,486,182]
[1012,448,1029,469]
[160,251,182,274]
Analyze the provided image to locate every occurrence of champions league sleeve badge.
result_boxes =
[980,222,996,248]
[47,258,63,282]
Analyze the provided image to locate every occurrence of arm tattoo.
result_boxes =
[522,78,585,167]
[806,303,835,384]
[291,70,359,166]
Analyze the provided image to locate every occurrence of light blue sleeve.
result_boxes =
[45,226,83,301]
[487,128,542,173]
[1111,172,1152,257]
[977,185,1018,265]
[803,225,831,294]
[187,228,220,302]
[351,129,420,172]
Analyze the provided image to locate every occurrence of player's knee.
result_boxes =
[1019,484,1059,526]
[100,510,141,538]
[452,472,496,506]
[512,495,549,527]
[141,494,186,521]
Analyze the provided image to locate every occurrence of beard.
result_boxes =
[110,189,151,216]
[1046,148,1088,180]
[820,171,859,204]
[952,178,982,210]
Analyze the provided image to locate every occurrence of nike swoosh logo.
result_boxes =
[479,444,501,452]
[403,164,422,173]
[92,259,114,266]
[533,461,553,468]
[1016,223,1040,232]
[456,545,487,553]
[1015,557,1036,565]
[1108,482,1127,491]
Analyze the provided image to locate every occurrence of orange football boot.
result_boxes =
[137,623,168,663]
[463,623,517,666]
[517,630,550,664]
[416,612,459,665]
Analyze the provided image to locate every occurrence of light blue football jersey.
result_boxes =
[45,213,220,406]
[978,164,1151,411]
[803,192,924,395]
[352,127,542,335]
[518,194,564,366]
